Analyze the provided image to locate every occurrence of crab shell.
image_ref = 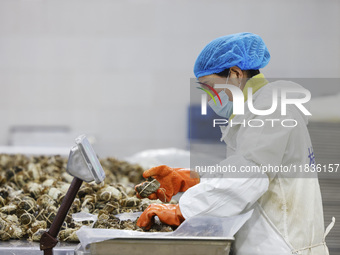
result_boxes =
[30,220,47,234]
[0,204,17,214]
[37,194,57,208]
[30,228,46,242]
[59,228,79,242]
[27,163,41,181]
[42,179,55,188]
[82,194,97,204]
[0,188,9,200]
[121,220,136,230]
[2,214,23,239]
[78,185,94,198]
[17,197,37,213]
[20,212,35,225]
[44,211,56,227]
[120,197,140,208]
[102,202,119,213]
[0,197,6,207]
[22,183,43,199]
[61,172,73,183]
[0,218,14,241]
[97,210,110,221]
[135,178,160,198]
[97,186,121,202]
[48,187,62,201]
[69,198,81,214]
[13,171,31,188]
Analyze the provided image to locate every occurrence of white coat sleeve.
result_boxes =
[179,156,269,219]
[179,109,294,219]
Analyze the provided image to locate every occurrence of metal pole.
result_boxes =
[40,177,83,255]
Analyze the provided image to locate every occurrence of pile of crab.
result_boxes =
[0,154,173,242]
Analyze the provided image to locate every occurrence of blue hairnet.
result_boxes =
[194,32,270,78]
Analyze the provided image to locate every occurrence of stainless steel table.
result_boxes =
[74,236,234,255]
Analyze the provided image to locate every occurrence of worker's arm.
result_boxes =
[136,157,268,229]
[138,109,294,226]
[179,156,269,219]
[180,109,294,219]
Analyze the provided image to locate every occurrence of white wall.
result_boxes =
[0,0,339,157]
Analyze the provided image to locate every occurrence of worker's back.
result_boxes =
[229,81,329,254]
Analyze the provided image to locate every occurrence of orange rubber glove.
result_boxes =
[137,204,184,230]
[135,165,200,202]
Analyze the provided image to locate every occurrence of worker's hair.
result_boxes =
[216,68,260,79]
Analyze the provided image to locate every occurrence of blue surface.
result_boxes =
[188,105,225,141]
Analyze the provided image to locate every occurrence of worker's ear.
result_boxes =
[229,66,244,86]
[230,66,244,79]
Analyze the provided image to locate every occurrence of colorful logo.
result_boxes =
[197,82,312,117]
[196,82,222,106]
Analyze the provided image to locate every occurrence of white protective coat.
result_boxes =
[179,80,332,254]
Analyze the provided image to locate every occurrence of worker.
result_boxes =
[135,33,333,254]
